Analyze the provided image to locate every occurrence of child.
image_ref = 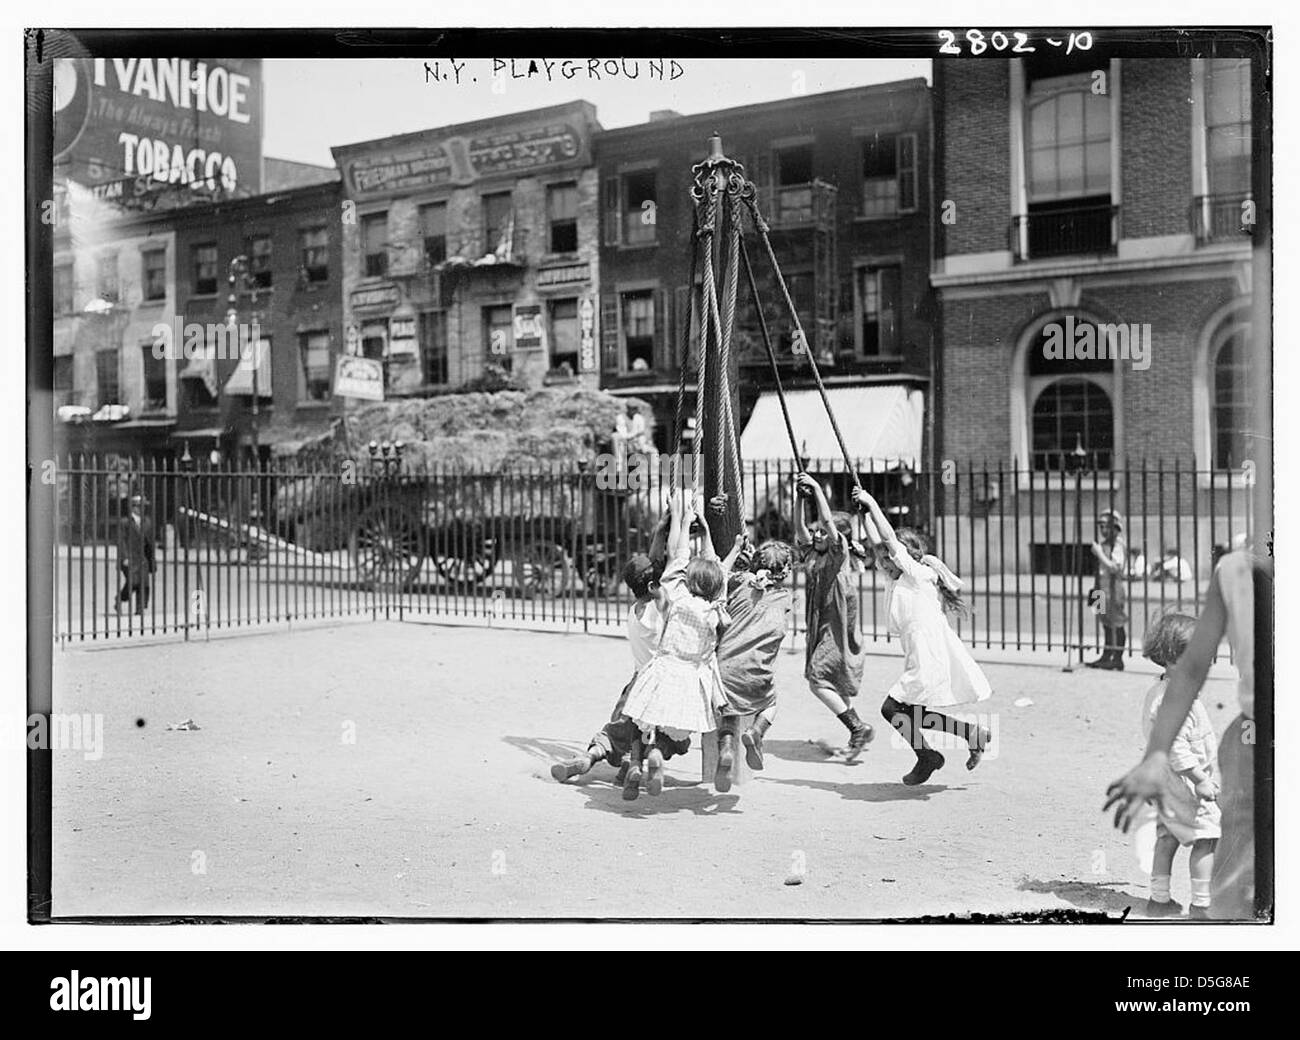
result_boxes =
[550,516,691,800]
[852,487,992,786]
[1136,612,1221,919]
[793,473,874,758]
[1086,509,1129,670]
[619,492,731,797]
[713,536,795,789]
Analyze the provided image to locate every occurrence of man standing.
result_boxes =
[116,493,155,615]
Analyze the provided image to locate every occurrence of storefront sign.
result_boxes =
[389,315,417,357]
[333,355,385,401]
[339,119,587,200]
[350,284,400,310]
[513,304,546,351]
[537,262,591,288]
[579,297,597,372]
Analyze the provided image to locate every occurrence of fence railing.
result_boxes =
[51,455,1256,659]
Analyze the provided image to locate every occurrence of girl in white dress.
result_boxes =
[852,487,993,785]
[619,492,731,796]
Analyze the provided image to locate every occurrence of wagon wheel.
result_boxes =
[513,541,573,599]
[349,503,426,589]
[432,530,497,586]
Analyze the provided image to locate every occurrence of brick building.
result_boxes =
[594,80,934,469]
[331,101,603,398]
[932,56,1257,568]
[169,178,346,460]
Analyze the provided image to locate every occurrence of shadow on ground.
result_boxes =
[763,776,964,802]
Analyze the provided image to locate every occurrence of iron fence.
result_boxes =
[51,454,1256,660]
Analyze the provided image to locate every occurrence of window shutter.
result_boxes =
[602,176,621,246]
[600,292,619,371]
[898,133,918,213]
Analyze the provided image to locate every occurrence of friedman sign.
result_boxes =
[54,58,263,209]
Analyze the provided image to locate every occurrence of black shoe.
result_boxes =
[902,748,945,786]
[844,723,875,762]
[966,725,993,771]
[1188,904,1211,920]
[622,762,642,801]
[614,759,630,786]
[1145,897,1185,918]
[742,728,765,771]
[550,755,594,783]
[1085,655,1124,671]
[714,730,736,792]
[645,748,665,796]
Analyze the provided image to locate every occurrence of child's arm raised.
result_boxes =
[647,508,672,570]
[799,473,835,529]
[693,492,719,561]
[720,534,747,575]
[792,475,811,546]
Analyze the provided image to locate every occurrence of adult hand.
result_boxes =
[1103,754,1187,832]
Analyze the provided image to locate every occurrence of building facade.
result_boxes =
[168,178,346,459]
[594,80,934,466]
[932,56,1257,567]
[331,101,603,398]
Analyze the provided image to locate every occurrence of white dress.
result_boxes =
[620,552,728,739]
[883,550,991,708]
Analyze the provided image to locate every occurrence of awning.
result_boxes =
[223,341,273,398]
[740,385,924,470]
[179,346,219,399]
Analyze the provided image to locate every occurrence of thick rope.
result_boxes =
[717,193,745,507]
[738,234,802,466]
[743,194,862,489]
[668,205,702,492]
[692,190,719,496]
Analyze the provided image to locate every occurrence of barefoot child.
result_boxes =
[793,473,874,758]
[619,492,731,797]
[1136,612,1220,919]
[550,513,692,798]
[852,487,992,786]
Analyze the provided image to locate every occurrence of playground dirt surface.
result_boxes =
[50,620,1241,920]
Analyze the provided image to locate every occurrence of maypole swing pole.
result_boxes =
[738,236,803,467]
[742,194,863,492]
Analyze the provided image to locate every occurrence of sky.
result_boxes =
[262,58,930,165]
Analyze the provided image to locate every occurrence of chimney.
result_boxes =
[648,110,683,123]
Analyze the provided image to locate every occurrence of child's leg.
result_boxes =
[550,724,611,782]
[1188,838,1217,916]
[622,731,646,801]
[1147,831,1183,915]
[915,707,992,770]
[714,715,739,792]
[813,681,873,753]
[743,705,777,771]
[881,696,944,784]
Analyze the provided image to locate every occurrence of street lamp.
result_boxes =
[227,254,262,463]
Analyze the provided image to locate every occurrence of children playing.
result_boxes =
[1135,612,1221,919]
[852,486,992,786]
[618,491,734,797]
[793,473,875,758]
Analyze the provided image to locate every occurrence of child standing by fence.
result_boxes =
[1132,612,1220,918]
[852,487,992,786]
[1087,509,1129,670]
[793,473,874,759]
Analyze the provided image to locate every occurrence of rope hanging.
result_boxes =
[738,235,803,467]
[668,205,702,493]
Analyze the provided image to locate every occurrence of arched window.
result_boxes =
[1212,326,1251,469]
[1025,317,1115,472]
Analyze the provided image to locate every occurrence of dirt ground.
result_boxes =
[50,620,1241,921]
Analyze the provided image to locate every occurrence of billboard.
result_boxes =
[54,58,263,210]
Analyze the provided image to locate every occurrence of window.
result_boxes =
[300,226,329,283]
[142,250,166,301]
[483,305,514,371]
[54,263,74,313]
[1026,319,1115,471]
[95,348,120,408]
[419,311,448,386]
[53,355,73,407]
[1026,74,1111,202]
[96,253,119,302]
[1205,58,1252,197]
[361,213,388,278]
[623,170,657,246]
[1212,328,1251,469]
[193,243,218,295]
[420,203,447,266]
[549,298,580,376]
[547,183,579,254]
[856,266,901,357]
[140,344,167,411]
[482,192,514,257]
[774,144,814,224]
[360,322,387,361]
[861,134,918,216]
[620,290,655,370]
[299,331,332,402]
[247,234,273,289]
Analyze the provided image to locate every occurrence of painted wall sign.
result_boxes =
[513,304,547,352]
[350,284,400,310]
[340,120,586,200]
[579,296,597,372]
[333,355,385,401]
[54,58,263,210]
[537,262,591,288]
